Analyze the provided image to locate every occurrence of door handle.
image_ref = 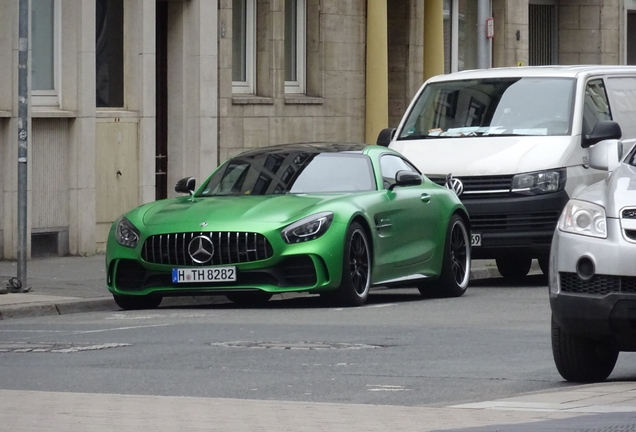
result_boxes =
[421,193,431,203]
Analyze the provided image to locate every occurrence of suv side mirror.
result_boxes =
[582,121,622,148]
[376,128,396,147]
[175,177,196,195]
[589,140,623,172]
[389,170,422,190]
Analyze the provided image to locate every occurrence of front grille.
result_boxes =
[428,174,513,195]
[622,208,636,219]
[470,211,560,232]
[142,232,274,266]
[558,272,636,295]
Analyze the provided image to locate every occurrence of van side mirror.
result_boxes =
[175,177,196,195]
[376,128,396,147]
[589,140,623,172]
[582,121,622,148]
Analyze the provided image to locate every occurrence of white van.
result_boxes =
[377,66,636,279]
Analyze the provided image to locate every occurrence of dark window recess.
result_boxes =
[96,0,124,107]
[31,233,58,258]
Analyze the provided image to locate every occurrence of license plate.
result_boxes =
[172,266,237,283]
[471,233,482,247]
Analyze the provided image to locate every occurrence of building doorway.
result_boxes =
[628,11,636,65]
[155,1,168,200]
[529,2,557,65]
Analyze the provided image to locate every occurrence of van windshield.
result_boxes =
[398,77,576,139]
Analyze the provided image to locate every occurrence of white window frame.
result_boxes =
[32,0,61,107]
[284,0,306,94]
[232,0,256,94]
[625,0,636,64]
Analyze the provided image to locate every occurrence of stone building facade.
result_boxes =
[0,0,634,260]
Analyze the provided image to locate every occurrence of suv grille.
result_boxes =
[142,232,274,266]
[559,272,636,295]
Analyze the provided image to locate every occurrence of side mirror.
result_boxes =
[589,140,623,172]
[582,121,622,148]
[175,177,196,195]
[376,128,396,147]
[389,170,422,190]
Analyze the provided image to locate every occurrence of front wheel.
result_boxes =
[113,294,162,310]
[551,315,618,383]
[496,256,532,280]
[419,214,470,298]
[325,222,371,307]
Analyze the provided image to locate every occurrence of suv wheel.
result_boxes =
[551,315,618,383]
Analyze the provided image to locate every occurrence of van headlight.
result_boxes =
[512,169,565,195]
[558,200,607,238]
[282,212,334,244]
[116,217,140,248]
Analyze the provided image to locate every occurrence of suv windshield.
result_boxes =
[398,77,576,139]
[198,152,376,196]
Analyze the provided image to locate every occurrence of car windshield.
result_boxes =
[198,151,376,196]
[398,77,576,138]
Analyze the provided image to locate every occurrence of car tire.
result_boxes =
[113,294,162,310]
[496,256,532,280]
[551,315,618,383]
[226,292,273,306]
[328,222,371,307]
[418,214,470,298]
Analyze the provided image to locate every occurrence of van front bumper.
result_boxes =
[463,190,569,259]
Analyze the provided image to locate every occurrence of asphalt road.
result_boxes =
[2,274,636,409]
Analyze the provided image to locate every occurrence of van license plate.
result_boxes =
[471,234,482,247]
[172,266,237,283]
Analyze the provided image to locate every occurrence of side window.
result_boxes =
[285,0,306,94]
[380,155,419,189]
[583,79,612,136]
[32,0,60,106]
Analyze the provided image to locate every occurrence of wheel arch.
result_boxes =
[350,214,374,263]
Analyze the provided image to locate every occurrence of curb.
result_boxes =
[0,265,541,321]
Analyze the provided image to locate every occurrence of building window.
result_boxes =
[31,0,60,106]
[232,0,255,94]
[443,0,479,73]
[285,0,305,93]
[96,0,124,108]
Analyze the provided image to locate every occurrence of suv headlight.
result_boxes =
[282,212,334,244]
[512,169,566,195]
[558,200,606,238]
[116,217,140,248]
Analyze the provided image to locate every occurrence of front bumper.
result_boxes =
[466,190,569,259]
[550,218,636,351]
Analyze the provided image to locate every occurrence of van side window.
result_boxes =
[583,79,612,137]
[380,155,420,189]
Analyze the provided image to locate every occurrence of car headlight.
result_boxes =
[558,200,606,238]
[282,212,334,244]
[116,217,140,248]
[511,169,565,195]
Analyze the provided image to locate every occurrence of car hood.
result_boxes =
[575,163,636,218]
[139,194,347,228]
[390,135,573,176]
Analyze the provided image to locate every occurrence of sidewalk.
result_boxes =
[0,255,535,321]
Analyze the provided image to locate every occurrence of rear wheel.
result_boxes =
[226,292,273,306]
[551,315,618,383]
[324,222,371,307]
[496,256,532,280]
[418,214,470,298]
[113,294,162,310]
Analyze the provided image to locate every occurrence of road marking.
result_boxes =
[72,324,171,334]
[366,384,411,392]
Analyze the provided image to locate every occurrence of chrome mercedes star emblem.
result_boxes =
[445,175,464,196]
[188,235,215,264]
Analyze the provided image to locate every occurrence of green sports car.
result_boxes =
[106,143,471,309]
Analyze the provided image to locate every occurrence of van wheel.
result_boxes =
[551,315,618,383]
[496,256,531,279]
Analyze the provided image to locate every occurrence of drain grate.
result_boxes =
[0,342,131,353]
[210,341,382,350]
